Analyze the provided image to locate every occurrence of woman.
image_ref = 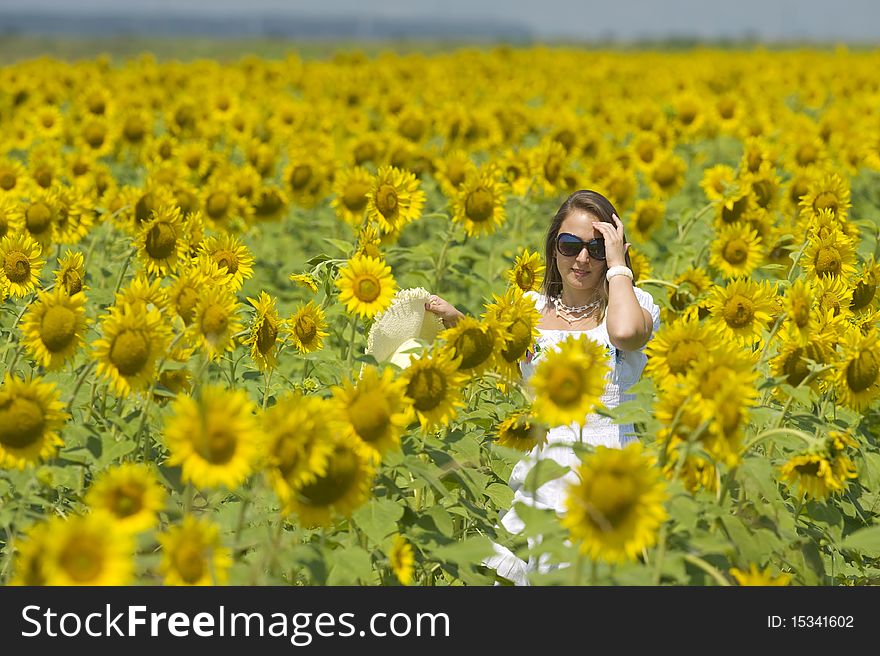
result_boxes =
[426,189,661,585]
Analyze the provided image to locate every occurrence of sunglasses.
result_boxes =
[556,233,606,260]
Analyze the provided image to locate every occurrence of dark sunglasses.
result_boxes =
[556,233,606,260]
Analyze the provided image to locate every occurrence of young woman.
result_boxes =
[426,189,661,585]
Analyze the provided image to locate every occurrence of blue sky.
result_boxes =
[1,0,878,41]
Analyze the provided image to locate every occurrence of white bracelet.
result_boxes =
[606,265,634,282]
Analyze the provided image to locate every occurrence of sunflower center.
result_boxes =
[354,275,381,303]
[298,445,359,506]
[376,184,399,219]
[253,190,284,217]
[294,315,317,343]
[586,471,636,530]
[256,318,278,354]
[666,339,703,376]
[174,544,206,584]
[342,181,369,212]
[722,238,749,265]
[62,269,83,295]
[453,327,493,370]
[653,162,677,187]
[109,329,150,376]
[407,367,448,412]
[206,192,230,219]
[752,180,774,208]
[175,286,199,325]
[814,247,841,277]
[462,188,493,224]
[515,266,536,291]
[813,193,838,215]
[782,348,809,387]
[195,423,238,464]
[353,142,377,165]
[544,155,562,183]
[348,389,391,443]
[721,196,748,223]
[290,165,312,190]
[400,116,425,141]
[0,170,16,190]
[819,291,841,316]
[84,123,106,148]
[145,222,177,260]
[546,364,584,407]
[636,209,660,232]
[201,304,229,337]
[794,460,821,477]
[0,396,46,449]
[792,298,810,327]
[501,318,532,363]
[135,192,158,224]
[40,304,77,352]
[796,144,817,166]
[111,482,145,518]
[851,279,877,311]
[123,115,146,142]
[722,294,754,328]
[25,202,53,234]
[213,249,239,275]
[846,350,878,393]
[59,535,104,583]
[4,251,31,284]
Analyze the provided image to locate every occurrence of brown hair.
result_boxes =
[541,190,633,323]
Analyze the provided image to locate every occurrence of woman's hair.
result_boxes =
[541,189,633,322]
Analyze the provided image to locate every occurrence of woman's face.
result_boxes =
[555,210,606,294]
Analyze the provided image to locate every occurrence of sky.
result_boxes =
[1,0,879,42]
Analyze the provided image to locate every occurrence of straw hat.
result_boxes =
[365,287,443,368]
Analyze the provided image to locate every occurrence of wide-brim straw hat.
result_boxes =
[365,287,443,368]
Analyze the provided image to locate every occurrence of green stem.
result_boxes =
[683,554,731,586]
[66,360,98,414]
[744,427,816,452]
[345,314,359,370]
[433,225,455,291]
[113,248,135,296]
[262,368,275,411]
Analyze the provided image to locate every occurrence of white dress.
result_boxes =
[485,286,662,585]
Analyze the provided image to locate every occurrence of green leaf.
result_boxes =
[430,536,494,567]
[513,502,564,539]
[738,457,783,504]
[523,459,570,492]
[484,483,514,509]
[839,526,880,557]
[352,499,404,545]
[326,546,373,585]
[322,238,354,255]
[426,506,454,537]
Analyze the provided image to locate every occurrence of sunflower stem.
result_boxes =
[683,554,731,586]
[432,224,455,292]
[66,359,98,414]
[112,248,135,297]
[757,311,787,366]
[345,314,359,370]
[262,368,275,411]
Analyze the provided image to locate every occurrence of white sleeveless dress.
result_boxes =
[485,286,662,585]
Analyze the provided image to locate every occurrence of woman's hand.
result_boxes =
[425,294,465,328]
[591,213,630,268]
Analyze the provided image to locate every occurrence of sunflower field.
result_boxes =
[2,47,880,587]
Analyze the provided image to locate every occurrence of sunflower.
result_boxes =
[20,286,88,371]
[497,147,536,197]
[15,188,59,250]
[799,172,851,223]
[494,409,548,452]
[157,515,232,586]
[716,184,751,226]
[249,184,289,222]
[0,232,44,298]
[779,453,845,501]
[197,233,254,291]
[167,260,224,327]
[434,149,477,196]
[286,434,375,527]
[190,285,243,361]
[389,534,415,585]
[54,249,87,296]
[84,463,166,534]
[648,151,686,197]
[331,166,373,226]
[243,291,282,372]
[41,512,134,586]
[627,199,666,244]
[769,327,834,394]
[335,254,397,319]
[451,167,507,238]
[288,272,319,294]
[532,139,570,196]
[0,374,68,469]
[729,564,791,586]
[813,273,854,323]
[366,165,426,236]
[356,222,384,258]
[706,278,776,347]
[802,231,858,280]
[201,179,243,228]
[484,287,542,380]
[115,271,168,313]
[136,204,188,276]
[709,222,763,280]
[644,314,717,385]
[163,385,261,490]
[9,520,51,585]
[530,334,609,427]
[832,327,880,411]
[285,301,329,354]
[850,255,880,315]
[667,267,714,320]
[0,196,14,241]
[439,315,502,376]
[563,442,668,564]
[401,347,467,431]
[0,158,26,195]
[782,278,817,346]
[627,246,652,284]
[332,366,411,459]
[264,392,337,505]
[506,248,545,293]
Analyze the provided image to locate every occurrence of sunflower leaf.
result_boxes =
[326,546,373,585]
[351,498,404,546]
[523,459,570,493]
[839,525,880,557]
